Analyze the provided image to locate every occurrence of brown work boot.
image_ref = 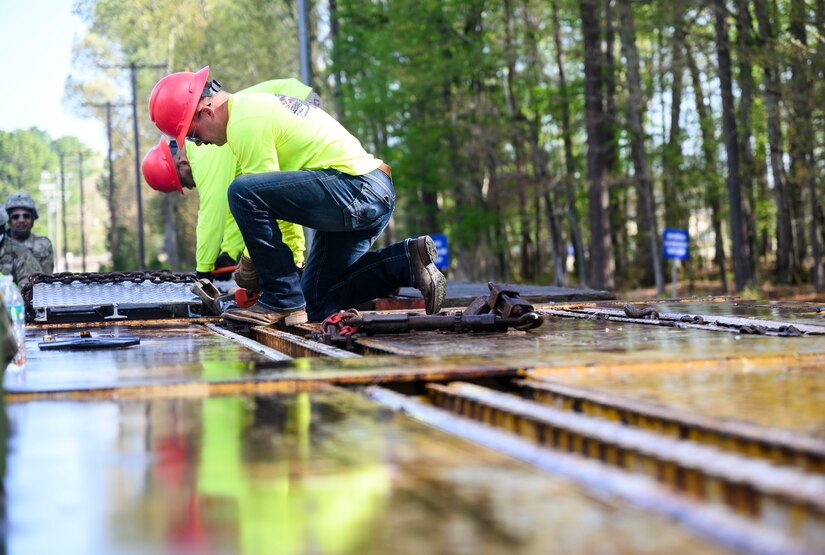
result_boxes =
[233,255,260,292]
[409,236,446,314]
[222,303,308,326]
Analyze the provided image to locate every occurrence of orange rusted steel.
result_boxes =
[516,378,825,473]
[5,362,528,402]
[426,381,825,547]
[252,326,360,358]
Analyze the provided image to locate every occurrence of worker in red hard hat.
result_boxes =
[148,66,445,327]
[143,78,317,284]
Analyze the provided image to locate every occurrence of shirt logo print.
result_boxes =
[277,95,311,118]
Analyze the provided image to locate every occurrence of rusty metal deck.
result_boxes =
[4,296,825,554]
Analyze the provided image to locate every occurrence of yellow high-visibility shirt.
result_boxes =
[226,92,382,176]
[189,79,313,272]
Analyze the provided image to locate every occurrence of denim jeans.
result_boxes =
[228,168,415,320]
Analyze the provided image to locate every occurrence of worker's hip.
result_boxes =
[229,168,395,233]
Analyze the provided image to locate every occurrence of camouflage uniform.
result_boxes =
[0,238,42,289]
[14,233,53,273]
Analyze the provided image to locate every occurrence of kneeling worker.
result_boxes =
[142,78,315,284]
[149,66,446,326]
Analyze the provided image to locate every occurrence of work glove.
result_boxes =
[233,255,260,292]
[196,271,213,281]
[212,252,238,281]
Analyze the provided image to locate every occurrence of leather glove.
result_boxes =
[233,255,260,292]
[212,252,237,281]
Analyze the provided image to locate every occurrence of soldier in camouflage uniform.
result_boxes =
[5,192,53,273]
[0,206,42,288]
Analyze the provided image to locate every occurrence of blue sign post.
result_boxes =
[429,233,449,271]
[662,228,689,298]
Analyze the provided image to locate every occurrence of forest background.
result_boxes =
[0,0,822,298]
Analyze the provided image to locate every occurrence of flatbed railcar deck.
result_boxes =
[5,272,824,554]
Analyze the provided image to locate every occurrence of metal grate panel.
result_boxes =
[30,280,202,322]
[32,280,199,308]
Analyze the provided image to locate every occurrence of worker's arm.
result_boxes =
[189,144,239,274]
[277,221,306,266]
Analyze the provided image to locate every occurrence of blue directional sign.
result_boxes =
[662,228,689,260]
[430,233,450,270]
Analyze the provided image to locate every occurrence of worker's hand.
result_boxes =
[196,271,213,281]
[212,252,238,281]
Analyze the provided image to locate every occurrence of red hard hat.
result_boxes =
[142,140,183,194]
[149,66,210,147]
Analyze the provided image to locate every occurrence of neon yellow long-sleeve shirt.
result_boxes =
[226,93,382,176]
[189,79,313,273]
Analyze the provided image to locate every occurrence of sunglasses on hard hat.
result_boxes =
[10,213,32,221]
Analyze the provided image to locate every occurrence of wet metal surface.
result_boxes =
[6,298,825,553]
[4,389,732,555]
[529,359,825,440]
[424,381,825,546]
[368,386,814,555]
[4,324,279,393]
[515,378,825,473]
[353,311,825,366]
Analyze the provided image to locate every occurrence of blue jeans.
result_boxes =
[227,168,415,320]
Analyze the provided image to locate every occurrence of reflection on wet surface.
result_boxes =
[362,314,825,366]
[5,389,729,555]
[6,325,283,391]
[533,361,825,438]
[642,300,825,323]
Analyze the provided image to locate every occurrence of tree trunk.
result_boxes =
[551,0,585,285]
[502,0,536,282]
[603,0,625,282]
[734,0,758,280]
[714,0,750,290]
[617,0,664,294]
[788,0,821,289]
[580,0,613,290]
[687,45,728,293]
[664,0,687,230]
[544,188,566,285]
[753,0,796,283]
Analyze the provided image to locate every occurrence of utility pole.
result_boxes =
[297,0,312,87]
[297,1,315,251]
[77,152,87,272]
[100,61,165,270]
[84,101,128,269]
[59,153,69,272]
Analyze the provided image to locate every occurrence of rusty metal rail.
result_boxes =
[204,323,293,361]
[366,386,814,555]
[541,306,825,336]
[252,326,361,358]
[426,381,825,548]
[516,378,825,473]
